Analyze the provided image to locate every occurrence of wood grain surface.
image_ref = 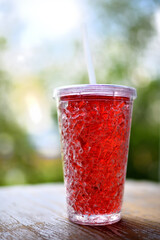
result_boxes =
[0,181,160,240]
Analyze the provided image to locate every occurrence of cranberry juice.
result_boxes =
[58,95,133,217]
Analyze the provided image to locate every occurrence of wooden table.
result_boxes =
[0,181,160,240]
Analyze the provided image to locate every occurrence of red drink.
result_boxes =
[54,85,136,225]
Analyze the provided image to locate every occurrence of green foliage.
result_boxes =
[92,0,156,50]
[0,39,35,185]
[0,37,7,50]
[128,79,160,181]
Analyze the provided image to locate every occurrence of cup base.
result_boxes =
[69,212,121,226]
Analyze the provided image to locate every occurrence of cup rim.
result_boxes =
[53,84,137,100]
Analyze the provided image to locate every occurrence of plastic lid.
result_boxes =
[54,84,137,100]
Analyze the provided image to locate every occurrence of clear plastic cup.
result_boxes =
[54,84,137,225]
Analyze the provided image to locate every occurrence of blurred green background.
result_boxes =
[0,0,159,186]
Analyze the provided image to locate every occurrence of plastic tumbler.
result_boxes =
[54,84,137,225]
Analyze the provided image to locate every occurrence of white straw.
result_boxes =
[82,23,96,84]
